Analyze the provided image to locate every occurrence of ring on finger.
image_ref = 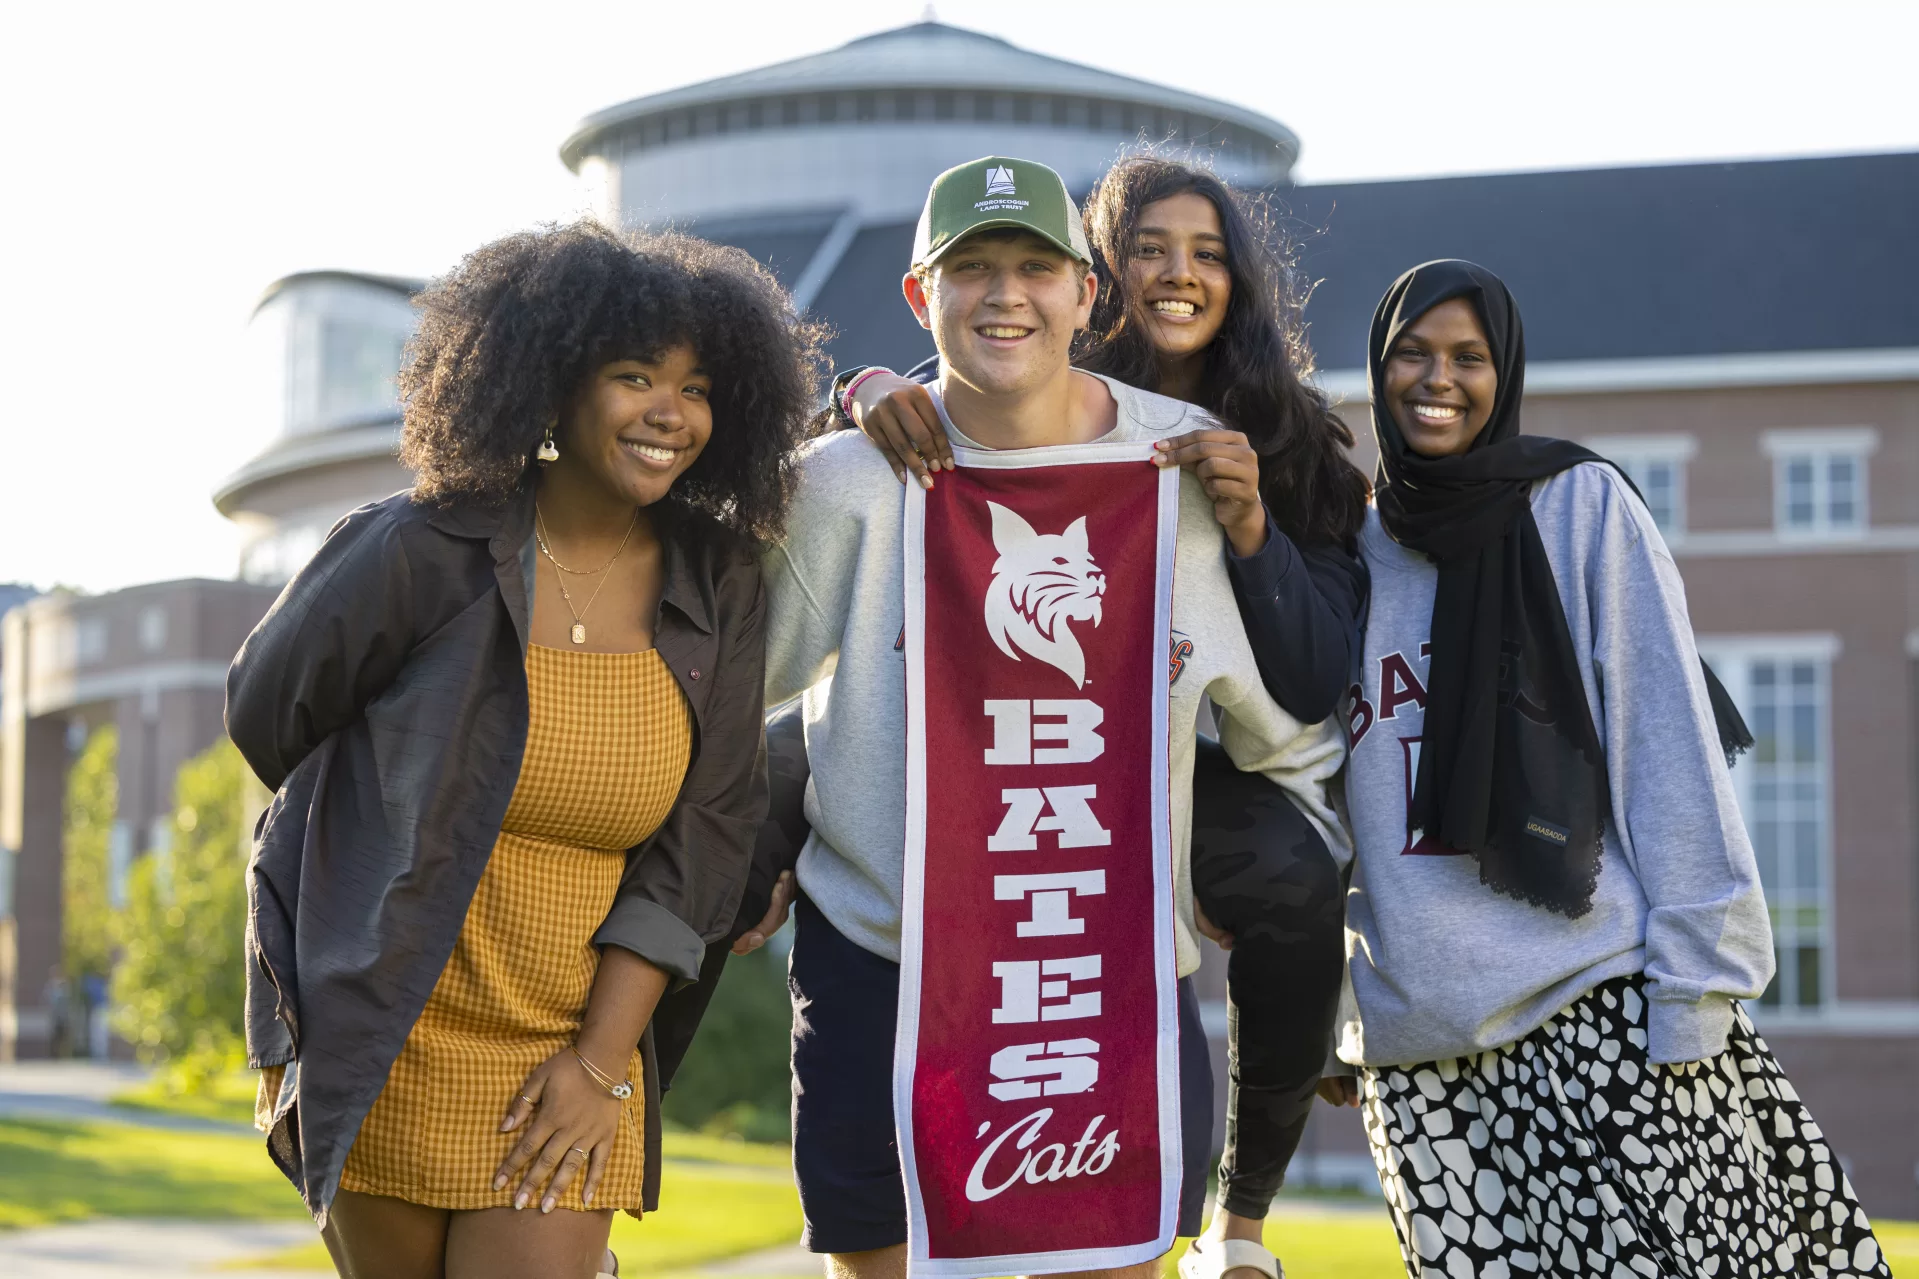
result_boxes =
[519,1095,537,1107]
[571,1146,589,1159]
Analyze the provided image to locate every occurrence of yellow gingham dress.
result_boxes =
[260,643,691,1211]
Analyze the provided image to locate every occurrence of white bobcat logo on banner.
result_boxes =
[984,502,1105,688]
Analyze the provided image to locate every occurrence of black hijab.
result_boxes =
[1370,260,1750,917]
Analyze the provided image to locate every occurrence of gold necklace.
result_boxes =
[534,506,637,575]
[533,506,639,645]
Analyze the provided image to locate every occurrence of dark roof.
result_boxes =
[0,583,38,623]
[1280,151,1919,370]
[691,213,835,289]
[806,222,936,373]
[697,216,935,373]
[722,150,1919,380]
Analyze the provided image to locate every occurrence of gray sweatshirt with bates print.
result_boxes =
[1338,462,1774,1069]
[760,373,1349,978]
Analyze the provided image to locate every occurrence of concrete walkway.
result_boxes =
[0,1220,819,1279]
[0,1061,251,1133]
[0,1219,327,1278]
[0,1211,1389,1279]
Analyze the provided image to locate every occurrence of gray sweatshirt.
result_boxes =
[1337,462,1774,1069]
[762,372,1348,977]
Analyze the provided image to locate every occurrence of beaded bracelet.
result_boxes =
[572,1046,634,1100]
[840,366,896,421]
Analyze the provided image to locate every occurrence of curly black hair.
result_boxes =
[400,220,828,542]
[1077,156,1370,550]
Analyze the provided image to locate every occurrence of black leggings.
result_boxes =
[1187,735,1345,1218]
[753,703,1345,1220]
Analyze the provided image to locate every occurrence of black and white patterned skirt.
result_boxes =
[1358,975,1892,1278]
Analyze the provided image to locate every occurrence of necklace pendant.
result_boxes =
[570,622,587,645]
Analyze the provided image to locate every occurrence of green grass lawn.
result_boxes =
[0,1116,306,1230]
[1253,1211,1406,1279]
[228,1157,805,1274]
[8,1107,1916,1277]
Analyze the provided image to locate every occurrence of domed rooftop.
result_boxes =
[562,21,1298,229]
[561,21,1297,174]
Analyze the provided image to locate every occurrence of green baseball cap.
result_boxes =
[911,155,1092,269]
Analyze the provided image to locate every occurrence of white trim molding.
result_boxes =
[23,659,232,719]
[1748,1001,1919,1037]
[1582,432,1698,461]
[1760,426,1881,457]
[1694,633,1843,662]
[213,421,403,515]
[1314,346,1919,402]
[1674,525,1919,556]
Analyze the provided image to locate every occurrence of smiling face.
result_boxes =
[904,229,1096,397]
[556,345,713,507]
[1382,297,1499,457]
[1127,192,1232,364]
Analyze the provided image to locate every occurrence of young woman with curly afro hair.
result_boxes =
[229,221,822,1279]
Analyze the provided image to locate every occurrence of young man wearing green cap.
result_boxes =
[761,157,1343,1278]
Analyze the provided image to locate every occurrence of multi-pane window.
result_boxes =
[319,318,407,422]
[1763,428,1876,537]
[1699,645,1835,1008]
[1583,434,1694,542]
[240,523,328,586]
[1619,455,1681,533]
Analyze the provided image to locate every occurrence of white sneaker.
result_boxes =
[1177,1234,1281,1279]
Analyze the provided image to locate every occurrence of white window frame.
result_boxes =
[74,617,109,667]
[1761,427,1877,540]
[1584,433,1696,544]
[1697,635,1840,1009]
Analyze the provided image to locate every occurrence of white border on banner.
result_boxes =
[893,440,1181,1278]
[1149,458,1181,1251]
[896,457,932,1270]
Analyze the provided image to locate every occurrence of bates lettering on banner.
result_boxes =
[897,439,1180,1277]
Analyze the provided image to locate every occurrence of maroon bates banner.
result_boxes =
[897,440,1180,1276]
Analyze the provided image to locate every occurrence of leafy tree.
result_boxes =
[662,942,793,1141]
[62,725,118,993]
[111,738,254,1085]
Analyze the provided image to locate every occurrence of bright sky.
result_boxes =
[3,0,1914,594]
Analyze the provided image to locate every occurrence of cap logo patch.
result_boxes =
[973,164,1030,214]
[975,167,1030,214]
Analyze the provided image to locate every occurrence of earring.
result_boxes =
[536,423,559,464]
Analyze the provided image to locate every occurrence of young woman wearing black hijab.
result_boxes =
[1318,259,1890,1277]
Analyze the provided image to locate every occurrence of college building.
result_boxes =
[0,16,1912,1217]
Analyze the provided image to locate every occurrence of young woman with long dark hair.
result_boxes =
[846,156,1368,714]
[1323,258,1890,1278]
[749,156,1369,1279]
[230,223,819,1279]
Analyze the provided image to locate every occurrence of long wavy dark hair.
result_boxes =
[400,221,828,543]
[1077,157,1369,548]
